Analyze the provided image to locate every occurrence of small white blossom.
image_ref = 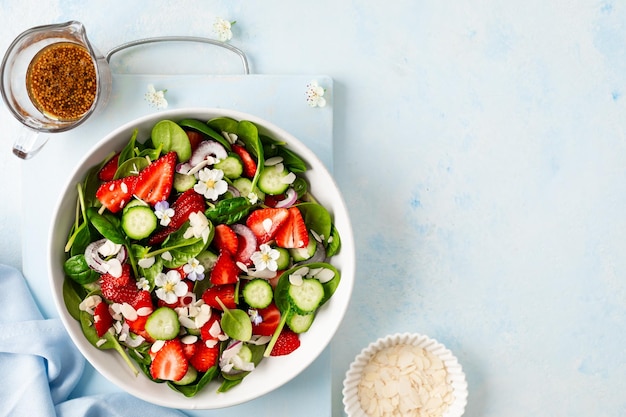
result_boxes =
[213,17,234,42]
[145,84,168,109]
[194,168,228,201]
[183,211,211,243]
[305,80,327,108]
[136,277,150,291]
[250,244,280,272]
[154,200,175,226]
[183,257,205,281]
[154,270,188,304]
[247,192,259,204]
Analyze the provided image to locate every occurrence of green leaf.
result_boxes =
[204,197,252,225]
[114,156,149,179]
[218,344,265,392]
[216,298,252,341]
[151,120,192,162]
[157,224,212,269]
[63,278,86,321]
[87,208,126,244]
[63,254,100,285]
[326,223,342,257]
[178,118,232,150]
[119,129,139,165]
[296,202,332,244]
[168,366,220,397]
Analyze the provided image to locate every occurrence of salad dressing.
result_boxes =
[26,42,97,121]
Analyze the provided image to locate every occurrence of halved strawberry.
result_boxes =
[93,301,113,337]
[182,340,197,359]
[231,143,257,178]
[169,189,206,229]
[202,284,237,310]
[269,329,301,356]
[99,264,139,304]
[126,290,155,340]
[199,314,223,341]
[251,302,281,336]
[134,151,177,205]
[150,339,189,381]
[245,208,290,244]
[96,176,138,213]
[98,152,120,181]
[189,340,219,372]
[275,207,309,249]
[210,250,240,286]
[213,224,239,255]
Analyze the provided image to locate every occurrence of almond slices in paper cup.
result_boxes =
[342,332,468,417]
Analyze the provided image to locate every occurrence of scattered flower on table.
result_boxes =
[145,84,168,109]
[213,17,235,41]
[154,269,188,304]
[305,80,327,108]
[154,200,175,226]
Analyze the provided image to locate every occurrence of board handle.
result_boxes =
[105,36,250,74]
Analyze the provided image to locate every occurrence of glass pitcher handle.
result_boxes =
[105,36,250,74]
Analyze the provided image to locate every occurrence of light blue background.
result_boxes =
[2,1,626,416]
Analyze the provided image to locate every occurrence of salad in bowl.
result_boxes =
[48,108,354,409]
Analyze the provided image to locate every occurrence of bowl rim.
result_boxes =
[342,332,468,417]
[48,107,355,409]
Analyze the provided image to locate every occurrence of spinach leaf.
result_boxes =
[205,197,251,225]
[63,254,100,285]
[179,118,232,150]
[168,366,220,397]
[118,129,140,165]
[207,117,239,136]
[326,223,342,257]
[87,207,126,244]
[63,277,87,321]
[114,156,149,179]
[151,120,192,162]
[297,202,332,244]
[218,344,265,392]
[147,223,213,269]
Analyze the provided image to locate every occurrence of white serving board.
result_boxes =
[20,73,333,416]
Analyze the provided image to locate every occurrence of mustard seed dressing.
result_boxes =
[26,42,97,121]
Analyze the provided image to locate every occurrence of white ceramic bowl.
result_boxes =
[343,333,468,417]
[48,108,355,409]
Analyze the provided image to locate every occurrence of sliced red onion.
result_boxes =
[295,242,326,266]
[231,224,257,265]
[274,188,298,208]
[189,140,228,166]
[228,185,241,197]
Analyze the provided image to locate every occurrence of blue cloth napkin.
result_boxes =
[0,264,188,417]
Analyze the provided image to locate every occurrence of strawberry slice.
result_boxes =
[213,224,239,255]
[202,284,237,310]
[93,301,113,337]
[99,264,139,304]
[275,207,309,249]
[231,144,257,178]
[134,151,177,205]
[98,152,120,181]
[189,340,219,372]
[150,339,189,381]
[269,329,301,356]
[210,250,240,286]
[169,189,206,229]
[126,290,154,340]
[185,130,204,152]
[251,302,281,336]
[96,176,138,213]
[182,340,197,359]
[245,208,290,244]
[200,314,223,342]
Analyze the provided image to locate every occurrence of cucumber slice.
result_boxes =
[145,307,180,340]
[287,311,315,334]
[258,165,292,195]
[274,247,291,270]
[287,278,324,314]
[173,172,197,192]
[123,198,149,213]
[233,345,252,370]
[242,279,273,309]
[121,206,157,240]
[232,177,265,200]
[289,234,317,262]
[214,154,243,179]
[173,365,198,385]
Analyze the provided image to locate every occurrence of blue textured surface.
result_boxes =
[2,1,626,416]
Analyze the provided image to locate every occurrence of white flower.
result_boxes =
[305,80,326,108]
[154,270,188,304]
[194,168,228,201]
[183,257,205,281]
[250,244,280,272]
[213,17,234,42]
[154,200,175,226]
[183,211,211,243]
[247,192,259,204]
[136,277,150,291]
[145,84,168,109]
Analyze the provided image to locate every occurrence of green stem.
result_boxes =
[263,312,288,357]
